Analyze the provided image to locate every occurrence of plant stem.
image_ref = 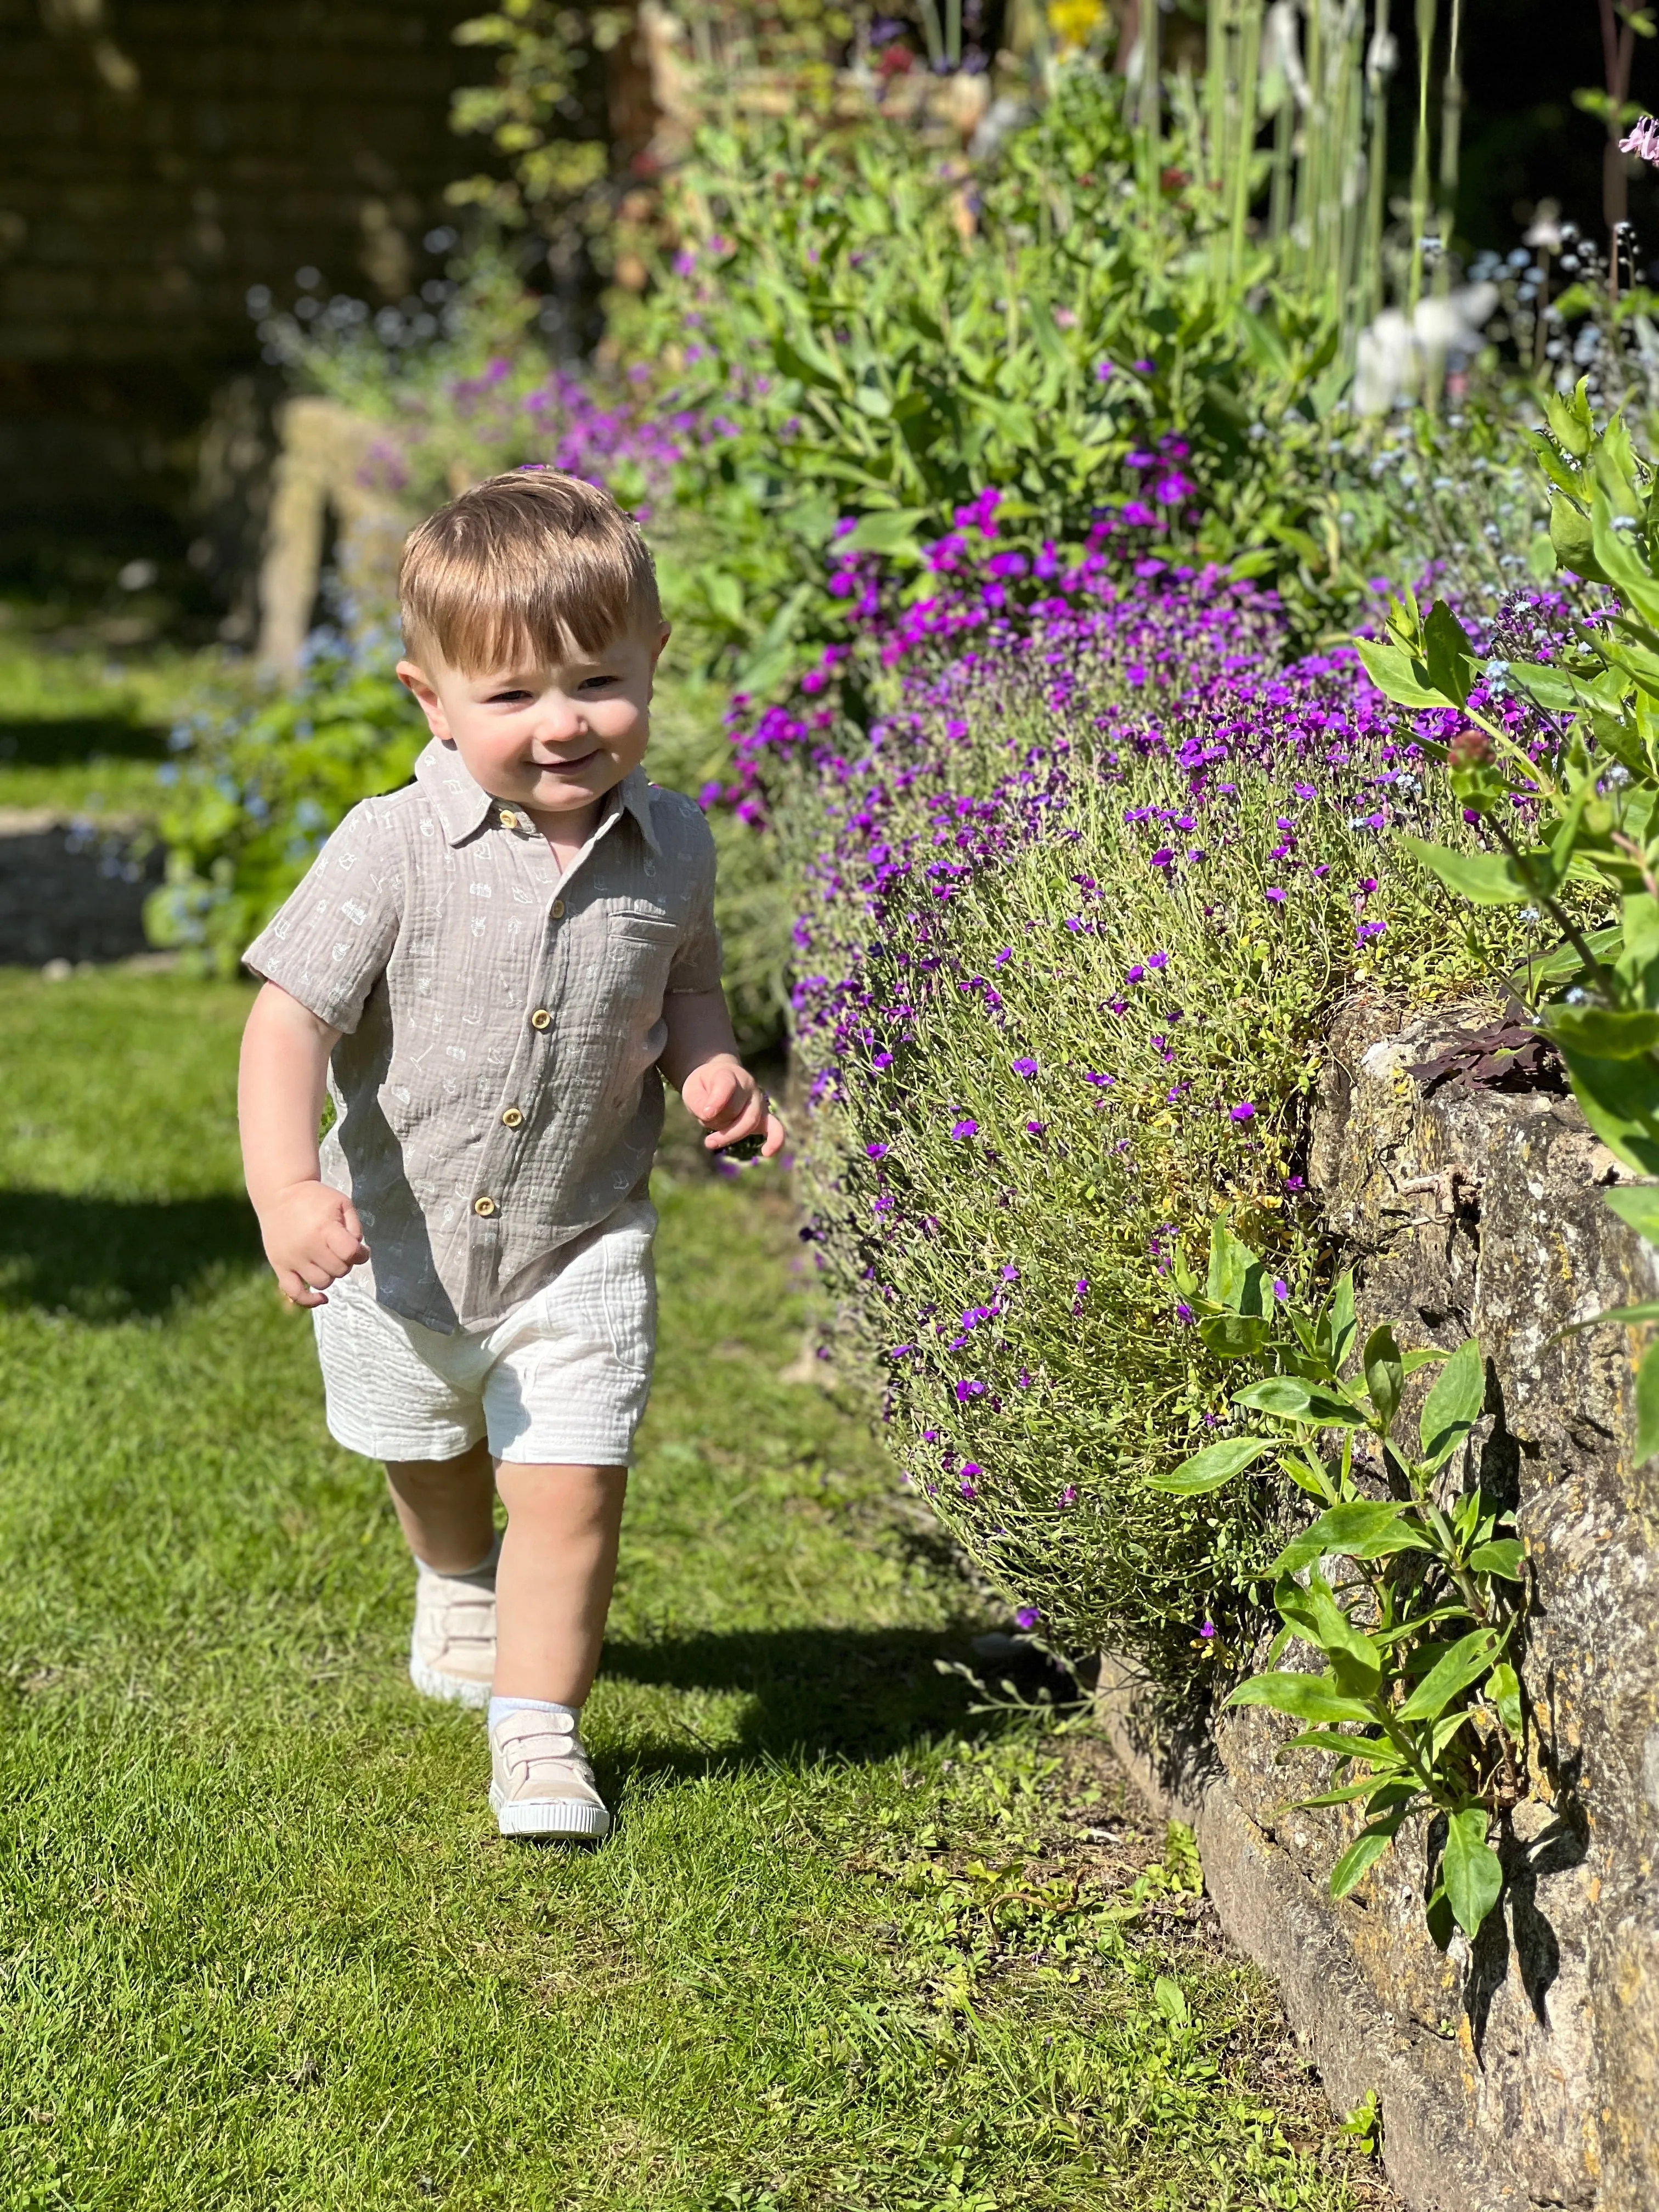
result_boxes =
[1407,0,1436,320]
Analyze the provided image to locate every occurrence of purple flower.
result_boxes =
[1025,1119,1047,1136]
[1126,964,1146,984]
[1265,887,1286,903]
[1011,1057,1039,1077]
[1094,358,1115,382]
[950,1116,979,1138]
[1175,1302,1194,1323]
[1148,952,1168,969]
[867,1142,889,1158]
[955,1379,986,1401]
[1199,1620,1216,1641]
[1001,1263,1020,1280]
[1230,1101,1255,1123]
[1058,1484,1077,1508]
[1149,847,1175,868]
[1272,1278,1289,1301]
[1014,1604,1040,1630]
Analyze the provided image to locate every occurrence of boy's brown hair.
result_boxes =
[398,469,661,674]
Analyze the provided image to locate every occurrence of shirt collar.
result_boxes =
[413,740,660,855]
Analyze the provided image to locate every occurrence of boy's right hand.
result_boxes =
[259,1181,370,1308]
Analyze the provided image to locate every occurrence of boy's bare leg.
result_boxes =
[492,1462,628,1707]
[385,1442,498,1572]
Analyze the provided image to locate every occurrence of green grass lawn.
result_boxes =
[0,970,1381,2211]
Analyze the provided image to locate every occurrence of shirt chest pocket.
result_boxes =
[607,915,680,1005]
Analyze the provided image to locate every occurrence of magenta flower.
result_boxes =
[1265,887,1286,903]
[1272,1278,1289,1301]
[1230,1101,1255,1122]
[950,1116,979,1138]
[1199,1620,1216,1641]
[867,1142,889,1158]
[1011,1057,1039,1077]
[1058,1484,1078,1509]
[1014,1604,1040,1630]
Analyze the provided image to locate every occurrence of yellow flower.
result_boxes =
[1047,0,1104,51]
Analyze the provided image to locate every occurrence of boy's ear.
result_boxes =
[397,660,451,742]
[649,623,671,676]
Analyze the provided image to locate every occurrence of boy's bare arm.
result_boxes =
[238,981,370,1307]
[659,989,786,1158]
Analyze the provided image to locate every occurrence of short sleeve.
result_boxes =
[663,798,724,995]
[242,799,403,1033]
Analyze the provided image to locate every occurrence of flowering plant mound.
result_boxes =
[741,528,1547,1663]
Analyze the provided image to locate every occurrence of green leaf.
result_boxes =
[1420,1338,1485,1468]
[1206,1214,1263,1312]
[1329,1815,1406,1899]
[1560,1050,1659,1178]
[1353,637,1448,710]
[1547,1005,1659,1058]
[1486,1661,1525,1736]
[1441,1807,1504,1937]
[1639,1336,1659,1465]
[1363,1324,1404,1429]
[1605,1183,1659,1248]
[1146,1436,1273,1494]
[837,507,929,556]
[1272,1500,1431,1575]
[1199,1312,1273,1359]
[1396,1627,1507,1722]
[1231,1377,1368,1425]
[1274,1572,1383,1696]
[1424,601,1476,708]
[1329,1272,1357,1365]
[1466,1538,1524,1579]
[1401,837,1532,906]
[1225,1672,1373,1723]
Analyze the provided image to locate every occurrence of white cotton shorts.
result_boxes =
[310,1199,658,1466]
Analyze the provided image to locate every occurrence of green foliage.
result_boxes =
[1154,1219,1527,1943]
[1359,387,1659,1458]
[145,641,427,977]
[634,72,1385,692]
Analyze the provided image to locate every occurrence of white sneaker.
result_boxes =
[488,1708,612,1839]
[409,1562,496,1708]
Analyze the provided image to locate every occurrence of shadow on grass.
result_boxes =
[0,1189,263,1319]
[0,716,168,768]
[601,1625,1066,1775]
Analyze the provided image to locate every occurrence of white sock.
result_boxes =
[489,1695,582,1737]
[416,1533,500,1588]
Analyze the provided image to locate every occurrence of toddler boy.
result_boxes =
[236,471,782,1839]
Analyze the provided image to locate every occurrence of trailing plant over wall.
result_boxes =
[1152,1216,1526,1944]
[744,518,1549,1663]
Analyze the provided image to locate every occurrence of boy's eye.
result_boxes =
[578,674,619,692]
[487,689,534,705]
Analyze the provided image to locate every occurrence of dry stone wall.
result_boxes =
[1101,994,1659,2212]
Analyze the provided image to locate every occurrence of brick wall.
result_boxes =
[0,0,498,584]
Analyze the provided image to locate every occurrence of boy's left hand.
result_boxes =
[681,1055,786,1160]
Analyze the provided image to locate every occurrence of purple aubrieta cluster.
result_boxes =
[733,498,1517,1626]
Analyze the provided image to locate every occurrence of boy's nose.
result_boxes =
[531,698,586,745]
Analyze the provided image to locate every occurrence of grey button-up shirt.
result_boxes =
[244,737,721,1333]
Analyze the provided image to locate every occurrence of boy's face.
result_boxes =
[397,619,670,831]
